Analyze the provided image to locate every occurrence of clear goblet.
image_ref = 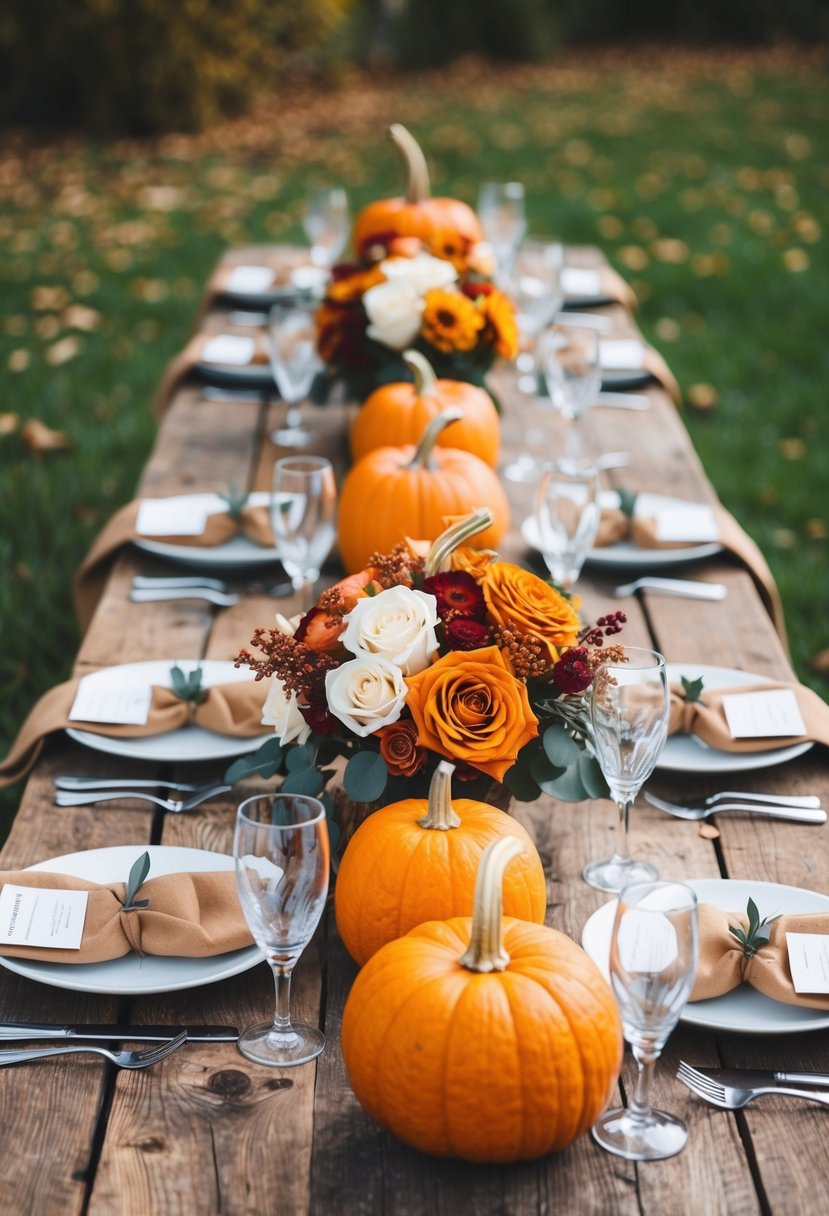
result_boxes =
[592,880,699,1161]
[583,646,669,893]
[271,455,337,611]
[477,181,526,285]
[535,457,600,588]
[267,300,322,448]
[540,321,602,458]
[234,793,330,1066]
[303,186,350,270]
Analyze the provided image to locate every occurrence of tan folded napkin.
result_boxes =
[150,332,270,419]
[691,903,829,1011]
[0,677,267,789]
[597,265,637,311]
[74,499,274,629]
[0,868,253,963]
[669,679,829,753]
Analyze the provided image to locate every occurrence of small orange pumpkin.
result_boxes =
[338,410,510,573]
[353,125,483,260]
[350,350,500,468]
[335,762,546,966]
[342,837,623,1163]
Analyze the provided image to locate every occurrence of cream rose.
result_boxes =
[340,585,438,675]
[363,279,423,350]
[381,252,458,294]
[325,655,408,737]
[261,677,311,746]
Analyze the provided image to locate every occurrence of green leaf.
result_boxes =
[577,753,609,799]
[503,759,542,802]
[343,751,388,803]
[169,663,204,705]
[681,676,705,704]
[617,487,638,519]
[280,767,326,797]
[529,750,564,787]
[542,724,581,768]
[122,851,151,911]
[219,482,249,520]
[223,737,283,784]
[536,762,594,802]
[285,743,318,773]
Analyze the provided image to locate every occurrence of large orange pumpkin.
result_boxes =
[342,837,623,1162]
[350,350,500,468]
[353,125,483,260]
[338,410,510,573]
[335,762,546,966]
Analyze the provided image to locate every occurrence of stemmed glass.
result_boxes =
[271,456,337,611]
[267,301,321,448]
[535,458,600,588]
[540,322,602,458]
[233,793,330,1066]
[583,646,669,893]
[303,187,350,270]
[592,880,699,1161]
[477,181,526,285]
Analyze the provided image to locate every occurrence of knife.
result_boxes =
[687,1066,829,1089]
[0,1022,239,1042]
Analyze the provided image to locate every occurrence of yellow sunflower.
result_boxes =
[479,288,519,360]
[421,289,485,353]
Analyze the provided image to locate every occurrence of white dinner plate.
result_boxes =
[658,664,812,773]
[66,660,271,763]
[521,491,724,570]
[0,845,264,995]
[133,492,282,571]
[582,878,829,1035]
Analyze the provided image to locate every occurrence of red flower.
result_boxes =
[552,647,593,695]
[377,719,427,778]
[299,692,339,736]
[445,618,491,651]
[423,571,485,621]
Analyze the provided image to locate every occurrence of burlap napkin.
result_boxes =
[691,903,829,1011]
[0,867,253,963]
[150,332,270,419]
[0,677,267,789]
[668,679,829,753]
[74,499,274,629]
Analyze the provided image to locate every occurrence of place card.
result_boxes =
[0,883,88,950]
[722,689,807,739]
[600,338,645,371]
[69,679,152,727]
[616,908,678,972]
[653,504,720,543]
[135,498,209,537]
[786,932,829,994]
[561,267,602,298]
[226,265,275,293]
[201,334,256,366]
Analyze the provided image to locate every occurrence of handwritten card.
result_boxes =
[722,689,807,739]
[69,678,152,726]
[226,265,275,293]
[0,884,88,950]
[135,498,209,537]
[600,339,645,371]
[653,504,720,543]
[786,932,829,995]
[201,334,256,366]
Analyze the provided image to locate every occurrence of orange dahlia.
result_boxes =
[421,289,485,354]
[327,265,385,304]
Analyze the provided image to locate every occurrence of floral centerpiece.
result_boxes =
[228,511,625,851]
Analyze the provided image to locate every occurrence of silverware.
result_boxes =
[646,790,823,812]
[132,575,230,592]
[677,1061,829,1109]
[130,588,240,607]
[0,1031,187,1070]
[646,796,825,824]
[55,776,223,794]
[0,1022,238,1042]
[227,309,268,326]
[553,311,612,332]
[54,784,232,812]
[595,391,651,411]
[613,576,727,600]
[200,386,267,403]
[677,1063,829,1090]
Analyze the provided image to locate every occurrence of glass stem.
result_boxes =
[270,961,294,1036]
[285,403,303,429]
[630,1042,657,1121]
[614,795,634,863]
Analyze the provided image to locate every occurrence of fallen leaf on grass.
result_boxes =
[45,336,80,365]
[810,649,829,674]
[0,413,19,435]
[21,419,73,452]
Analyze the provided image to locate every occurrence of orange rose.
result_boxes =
[377,719,427,778]
[482,561,580,662]
[405,645,538,783]
[298,567,380,651]
[449,545,498,582]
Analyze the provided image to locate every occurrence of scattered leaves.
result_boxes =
[21,419,72,452]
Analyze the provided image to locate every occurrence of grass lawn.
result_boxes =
[1,45,827,833]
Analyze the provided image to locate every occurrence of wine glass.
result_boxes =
[535,457,600,588]
[540,322,602,458]
[267,301,321,448]
[271,456,337,611]
[477,181,526,285]
[583,646,669,893]
[513,237,565,388]
[233,793,330,1066]
[303,187,350,270]
[592,880,699,1161]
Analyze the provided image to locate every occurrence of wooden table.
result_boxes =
[2,248,828,1216]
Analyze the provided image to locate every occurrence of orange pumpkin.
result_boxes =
[338,410,510,573]
[335,762,546,966]
[353,125,483,260]
[350,350,500,468]
[342,837,623,1163]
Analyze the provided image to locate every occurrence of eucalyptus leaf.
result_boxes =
[681,675,705,704]
[122,851,151,911]
[503,761,541,802]
[224,737,283,784]
[529,750,564,787]
[343,751,388,803]
[280,767,326,797]
[537,761,594,802]
[577,753,609,799]
[169,663,204,705]
[617,487,638,519]
[542,725,581,768]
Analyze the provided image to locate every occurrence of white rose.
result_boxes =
[324,655,408,737]
[261,677,311,746]
[363,279,424,351]
[273,612,302,637]
[340,585,439,675]
[381,252,458,294]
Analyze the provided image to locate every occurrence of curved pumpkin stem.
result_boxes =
[409,408,463,471]
[417,761,461,831]
[459,836,524,973]
[425,508,494,577]
[403,349,437,397]
[388,124,431,203]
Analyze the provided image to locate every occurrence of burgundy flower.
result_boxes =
[552,647,593,695]
[299,692,339,736]
[445,618,491,651]
[423,571,485,621]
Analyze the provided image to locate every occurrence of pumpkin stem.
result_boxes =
[388,124,431,203]
[409,408,464,471]
[417,761,461,831]
[403,349,437,397]
[459,837,524,973]
[424,508,494,576]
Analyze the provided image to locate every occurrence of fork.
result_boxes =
[130,588,241,607]
[54,784,231,813]
[55,776,223,794]
[645,791,826,824]
[613,576,727,600]
[677,1061,829,1109]
[132,575,230,593]
[0,1031,187,1070]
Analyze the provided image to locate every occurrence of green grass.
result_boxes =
[1,46,827,834]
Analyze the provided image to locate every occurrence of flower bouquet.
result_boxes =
[228,511,625,852]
